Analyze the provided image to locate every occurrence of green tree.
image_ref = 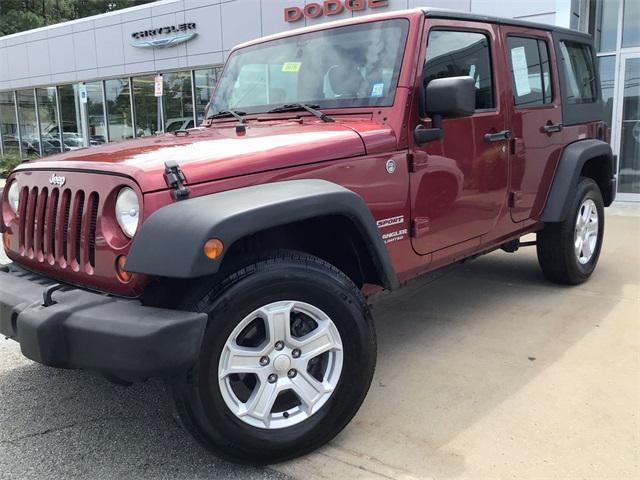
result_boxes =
[0,0,155,37]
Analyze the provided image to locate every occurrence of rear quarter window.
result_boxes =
[553,33,603,126]
[559,41,597,104]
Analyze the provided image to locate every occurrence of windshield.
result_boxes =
[210,19,409,115]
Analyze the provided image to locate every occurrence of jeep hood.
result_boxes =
[15,120,393,192]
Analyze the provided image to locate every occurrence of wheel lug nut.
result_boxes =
[259,356,269,366]
[274,341,285,351]
[287,369,297,379]
[291,349,301,358]
[268,374,278,383]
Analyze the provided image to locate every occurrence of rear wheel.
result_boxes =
[169,251,376,465]
[537,177,605,284]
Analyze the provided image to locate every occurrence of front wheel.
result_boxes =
[537,177,605,284]
[169,251,376,465]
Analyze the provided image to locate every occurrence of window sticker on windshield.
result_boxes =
[282,62,302,73]
[468,64,476,78]
[371,83,385,97]
[510,46,532,96]
[468,64,480,88]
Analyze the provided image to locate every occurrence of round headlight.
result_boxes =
[7,182,20,214]
[115,187,140,238]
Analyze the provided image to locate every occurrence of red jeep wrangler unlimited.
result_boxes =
[0,9,615,464]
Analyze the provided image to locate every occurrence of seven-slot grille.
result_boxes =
[17,186,99,271]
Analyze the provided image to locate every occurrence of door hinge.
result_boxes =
[411,217,430,238]
[164,160,190,201]
[407,152,428,173]
[508,191,522,208]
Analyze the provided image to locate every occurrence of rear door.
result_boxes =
[500,26,564,222]
[409,20,509,255]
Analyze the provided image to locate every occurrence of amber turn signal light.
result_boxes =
[2,232,10,250]
[115,255,132,282]
[203,238,224,260]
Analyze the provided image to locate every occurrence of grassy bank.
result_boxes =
[0,153,21,177]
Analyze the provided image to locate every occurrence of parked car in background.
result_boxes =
[165,117,195,132]
[44,123,105,149]
[60,133,86,150]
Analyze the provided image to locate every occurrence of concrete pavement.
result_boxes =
[1,204,638,479]
[276,204,640,479]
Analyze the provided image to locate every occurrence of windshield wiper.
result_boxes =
[267,103,334,123]
[208,109,247,123]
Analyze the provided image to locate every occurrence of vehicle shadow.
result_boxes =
[0,243,634,479]
[323,246,633,478]
[0,355,281,479]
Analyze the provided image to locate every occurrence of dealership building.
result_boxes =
[0,0,638,200]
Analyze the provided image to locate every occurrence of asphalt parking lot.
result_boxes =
[1,204,638,480]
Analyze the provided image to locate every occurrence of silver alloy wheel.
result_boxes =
[218,301,343,429]
[574,198,599,265]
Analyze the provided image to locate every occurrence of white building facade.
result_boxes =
[0,0,637,199]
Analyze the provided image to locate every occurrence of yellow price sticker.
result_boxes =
[282,62,302,73]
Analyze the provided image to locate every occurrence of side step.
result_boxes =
[500,238,536,253]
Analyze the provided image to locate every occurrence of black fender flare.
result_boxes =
[126,179,399,290]
[541,139,615,223]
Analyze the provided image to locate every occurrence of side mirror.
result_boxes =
[425,76,476,118]
[415,76,476,146]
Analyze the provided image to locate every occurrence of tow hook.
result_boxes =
[42,284,64,307]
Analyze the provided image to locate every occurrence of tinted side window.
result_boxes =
[559,41,597,104]
[424,30,495,110]
[507,36,553,107]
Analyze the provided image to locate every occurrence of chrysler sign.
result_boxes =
[284,0,388,22]
[131,23,197,49]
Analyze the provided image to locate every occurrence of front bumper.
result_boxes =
[0,264,207,382]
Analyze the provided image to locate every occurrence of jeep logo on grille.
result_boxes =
[49,174,66,187]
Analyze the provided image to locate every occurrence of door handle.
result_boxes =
[542,122,563,133]
[484,130,512,142]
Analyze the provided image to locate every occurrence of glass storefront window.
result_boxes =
[622,0,639,47]
[85,82,107,145]
[0,92,19,156]
[591,0,620,52]
[105,78,134,142]
[618,57,640,194]
[16,89,38,158]
[36,87,62,155]
[1,65,223,152]
[57,84,86,150]
[133,76,160,137]
[194,68,220,123]
[163,71,194,132]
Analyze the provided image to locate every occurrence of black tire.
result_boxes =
[537,177,605,285]
[169,250,376,465]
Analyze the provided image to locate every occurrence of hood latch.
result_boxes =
[164,161,190,201]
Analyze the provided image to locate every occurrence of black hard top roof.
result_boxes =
[421,7,592,39]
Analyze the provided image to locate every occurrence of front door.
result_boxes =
[410,21,509,255]
[614,54,640,200]
[500,26,564,222]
